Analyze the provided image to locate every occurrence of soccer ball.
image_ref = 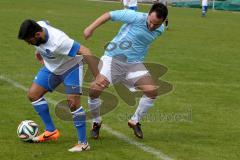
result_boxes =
[17,120,39,141]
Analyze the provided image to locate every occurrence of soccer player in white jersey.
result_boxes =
[84,3,168,139]
[202,0,208,17]
[122,0,138,11]
[18,19,98,152]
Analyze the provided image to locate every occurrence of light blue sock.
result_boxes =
[72,107,87,144]
[32,97,56,132]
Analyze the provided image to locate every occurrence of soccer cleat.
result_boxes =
[90,122,102,139]
[32,129,60,142]
[68,143,90,152]
[128,120,143,139]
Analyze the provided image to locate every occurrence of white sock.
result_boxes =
[131,95,155,123]
[88,98,102,124]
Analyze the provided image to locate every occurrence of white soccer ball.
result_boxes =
[17,120,39,141]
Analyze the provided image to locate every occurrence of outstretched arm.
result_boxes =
[84,10,138,40]
[83,12,111,40]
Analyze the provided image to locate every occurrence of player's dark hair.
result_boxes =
[149,3,168,21]
[18,19,43,40]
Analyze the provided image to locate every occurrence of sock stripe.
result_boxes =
[32,97,47,106]
[88,98,101,105]
[71,106,83,114]
[33,101,48,106]
[31,97,44,105]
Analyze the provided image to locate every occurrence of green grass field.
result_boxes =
[0,0,240,159]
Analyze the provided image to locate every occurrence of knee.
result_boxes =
[27,89,42,102]
[89,82,105,99]
[143,86,158,99]
[67,95,80,112]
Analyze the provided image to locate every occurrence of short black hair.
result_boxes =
[18,19,42,40]
[149,3,168,21]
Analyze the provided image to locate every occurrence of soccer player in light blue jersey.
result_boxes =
[18,19,98,152]
[84,3,168,139]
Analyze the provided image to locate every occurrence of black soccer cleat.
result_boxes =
[128,120,143,139]
[90,122,102,139]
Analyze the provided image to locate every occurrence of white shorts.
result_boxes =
[99,55,150,91]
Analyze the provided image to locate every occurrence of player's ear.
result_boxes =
[35,32,41,38]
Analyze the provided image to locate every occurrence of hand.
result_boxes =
[95,74,109,88]
[83,27,94,40]
[35,52,44,65]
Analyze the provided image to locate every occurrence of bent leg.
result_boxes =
[28,83,56,132]
[131,76,158,123]
[63,64,88,144]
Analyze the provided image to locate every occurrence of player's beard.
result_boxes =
[35,37,47,46]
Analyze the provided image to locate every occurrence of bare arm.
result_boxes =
[77,45,99,78]
[83,12,111,40]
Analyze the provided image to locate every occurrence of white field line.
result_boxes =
[0,74,174,160]
[0,75,57,104]
[103,124,174,160]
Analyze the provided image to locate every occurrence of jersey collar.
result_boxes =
[43,27,49,43]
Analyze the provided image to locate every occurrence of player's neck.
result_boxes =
[42,28,49,43]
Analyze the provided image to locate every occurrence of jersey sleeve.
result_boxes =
[55,35,80,57]
[109,10,139,24]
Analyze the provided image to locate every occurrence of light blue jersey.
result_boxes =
[105,10,165,63]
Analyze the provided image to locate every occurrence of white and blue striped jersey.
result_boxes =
[35,21,82,75]
[105,10,165,63]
